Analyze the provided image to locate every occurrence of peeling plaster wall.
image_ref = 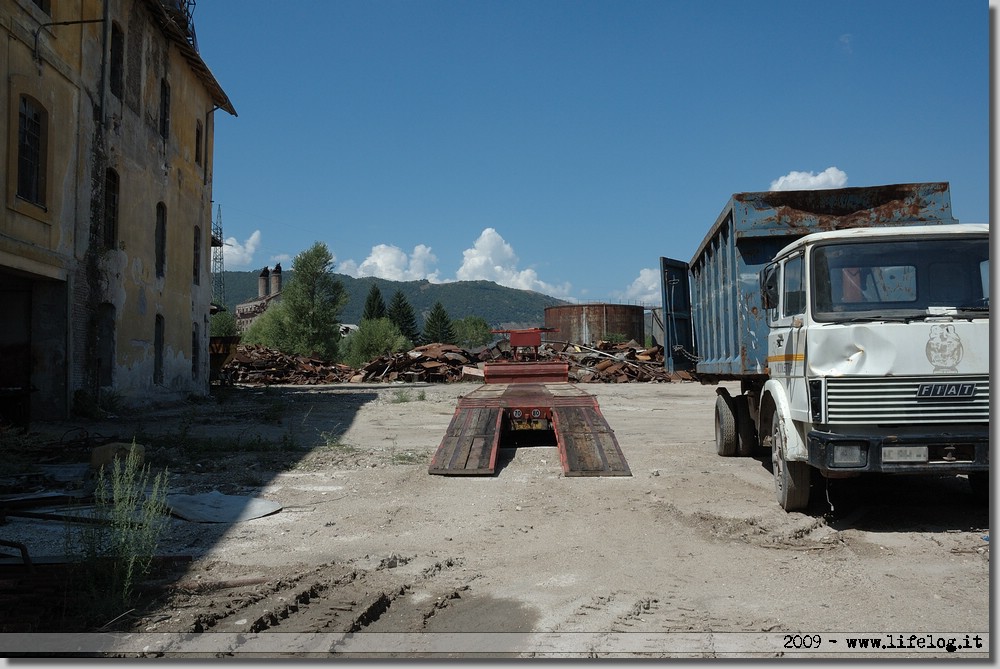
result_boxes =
[2,0,229,417]
[97,0,216,402]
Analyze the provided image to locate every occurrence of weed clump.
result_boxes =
[66,443,170,629]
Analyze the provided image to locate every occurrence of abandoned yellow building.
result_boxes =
[1,0,235,425]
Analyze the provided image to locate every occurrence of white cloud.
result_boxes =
[455,228,572,298]
[338,244,441,282]
[839,34,853,55]
[615,267,662,305]
[769,167,848,191]
[270,253,291,266]
[223,230,262,269]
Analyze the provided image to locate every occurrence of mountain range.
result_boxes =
[216,270,571,329]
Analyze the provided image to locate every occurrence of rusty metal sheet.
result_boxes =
[484,362,569,384]
[552,406,631,477]
[428,406,503,475]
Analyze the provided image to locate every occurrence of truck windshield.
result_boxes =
[811,236,990,322]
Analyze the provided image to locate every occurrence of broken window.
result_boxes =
[191,322,200,380]
[193,225,201,285]
[155,202,167,278]
[159,79,170,140]
[195,120,203,165]
[154,314,164,385]
[17,95,47,206]
[104,168,119,249]
[110,23,124,100]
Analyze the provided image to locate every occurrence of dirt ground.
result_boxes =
[0,379,990,659]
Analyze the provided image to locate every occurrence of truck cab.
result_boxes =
[758,224,989,509]
[661,183,989,512]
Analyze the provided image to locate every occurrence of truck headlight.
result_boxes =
[832,442,867,467]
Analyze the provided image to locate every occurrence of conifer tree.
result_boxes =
[242,242,346,360]
[387,290,420,344]
[421,301,456,345]
[362,283,388,321]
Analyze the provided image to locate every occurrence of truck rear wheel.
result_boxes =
[715,394,738,457]
[770,413,810,511]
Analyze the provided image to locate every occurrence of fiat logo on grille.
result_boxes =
[916,383,976,399]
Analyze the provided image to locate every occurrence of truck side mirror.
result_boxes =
[760,264,779,309]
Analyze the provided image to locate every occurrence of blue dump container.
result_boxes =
[660,182,959,379]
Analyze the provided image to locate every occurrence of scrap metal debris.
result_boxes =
[222,339,690,386]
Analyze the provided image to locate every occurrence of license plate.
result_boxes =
[882,446,928,463]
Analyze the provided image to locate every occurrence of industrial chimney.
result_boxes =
[270,263,282,295]
[258,267,270,297]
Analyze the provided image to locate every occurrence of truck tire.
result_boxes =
[770,413,810,511]
[968,472,989,502]
[733,395,757,457]
[715,394,738,457]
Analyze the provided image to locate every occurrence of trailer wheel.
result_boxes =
[733,395,757,457]
[770,413,810,511]
[968,472,989,502]
[715,394,738,457]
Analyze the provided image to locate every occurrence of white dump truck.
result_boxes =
[660,183,989,510]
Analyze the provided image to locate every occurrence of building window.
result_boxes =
[193,225,201,285]
[96,303,116,387]
[191,322,200,380]
[195,120,203,165]
[159,79,170,140]
[17,95,47,206]
[110,23,124,100]
[103,168,119,249]
[154,314,164,385]
[32,0,51,14]
[155,203,167,278]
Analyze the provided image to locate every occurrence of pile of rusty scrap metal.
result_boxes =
[549,340,687,383]
[222,339,688,386]
[223,344,356,385]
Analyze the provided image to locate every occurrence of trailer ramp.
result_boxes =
[429,383,631,477]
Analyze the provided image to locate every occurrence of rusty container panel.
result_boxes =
[684,183,959,379]
[544,304,644,346]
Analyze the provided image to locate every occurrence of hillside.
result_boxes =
[217,271,570,328]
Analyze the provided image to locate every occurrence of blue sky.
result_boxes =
[192,0,989,305]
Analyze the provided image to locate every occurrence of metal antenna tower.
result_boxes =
[211,204,226,308]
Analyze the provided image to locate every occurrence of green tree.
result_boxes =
[362,283,388,321]
[209,310,239,337]
[452,315,493,349]
[242,242,346,360]
[344,318,410,368]
[421,301,456,345]
[387,290,420,344]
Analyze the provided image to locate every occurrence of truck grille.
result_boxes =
[825,375,990,424]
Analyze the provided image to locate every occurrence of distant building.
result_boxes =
[1,0,236,423]
[235,265,282,333]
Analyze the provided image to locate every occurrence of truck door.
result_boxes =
[659,257,695,373]
[769,253,808,420]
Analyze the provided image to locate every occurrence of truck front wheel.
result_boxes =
[968,472,989,502]
[715,394,738,457]
[770,413,810,511]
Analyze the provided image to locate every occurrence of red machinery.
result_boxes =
[428,328,631,477]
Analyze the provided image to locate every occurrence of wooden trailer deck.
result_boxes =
[428,383,631,477]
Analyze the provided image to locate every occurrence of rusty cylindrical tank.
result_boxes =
[544,303,645,346]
